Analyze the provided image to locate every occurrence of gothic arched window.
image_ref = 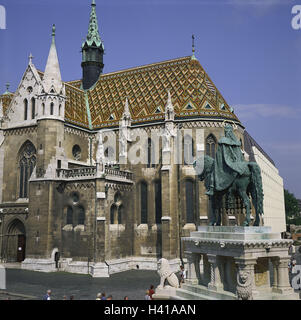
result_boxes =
[42,103,45,115]
[66,206,73,225]
[50,102,54,115]
[185,179,194,223]
[118,206,123,225]
[184,134,194,165]
[78,206,85,225]
[31,98,36,119]
[24,99,28,120]
[155,180,162,224]
[110,204,117,224]
[140,181,148,224]
[147,138,155,168]
[206,134,217,158]
[18,141,36,198]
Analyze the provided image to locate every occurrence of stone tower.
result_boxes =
[36,24,66,179]
[81,0,104,90]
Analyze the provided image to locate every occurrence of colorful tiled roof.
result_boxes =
[1,56,240,130]
[86,56,240,129]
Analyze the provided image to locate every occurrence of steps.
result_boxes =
[174,283,237,300]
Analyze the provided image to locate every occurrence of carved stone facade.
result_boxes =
[0,2,286,277]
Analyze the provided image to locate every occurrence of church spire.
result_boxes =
[43,24,62,93]
[81,0,104,90]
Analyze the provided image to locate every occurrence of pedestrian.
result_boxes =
[149,285,155,300]
[43,289,52,300]
[96,293,102,300]
[63,295,67,300]
[124,296,129,300]
[101,292,106,300]
[70,295,75,300]
[107,295,113,300]
[180,265,186,284]
[144,290,151,300]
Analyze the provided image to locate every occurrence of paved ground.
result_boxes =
[0,268,160,300]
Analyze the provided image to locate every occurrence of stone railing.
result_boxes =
[104,167,133,181]
[56,167,97,179]
[56,166,133,182]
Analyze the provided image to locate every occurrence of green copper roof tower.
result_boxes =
[81,0,104,90]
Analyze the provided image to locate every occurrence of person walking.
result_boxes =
[43,290,52,300]
[101,292,106,300]
[107,295,113,300]
[96,293,102,300]
[144,290,151,300]
[180,265,186,285]
[149,285,155,300]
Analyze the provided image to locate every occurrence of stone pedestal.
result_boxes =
[176,226,299,300]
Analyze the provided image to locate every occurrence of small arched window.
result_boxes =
[206,134,217,159]
[24,99,28,120]
[31,98,36,119]
[59,104,61,116]
[140,181,148,224]
[50,102,54,115]
[78,206,85,225]
[42,103,45,116]
[118,206,123,225]
[184,134,194,165]
[66,206,73,225]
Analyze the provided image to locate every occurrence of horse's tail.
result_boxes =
[248,162,264,215]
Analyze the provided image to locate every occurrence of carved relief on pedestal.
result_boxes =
[236,270,253,300]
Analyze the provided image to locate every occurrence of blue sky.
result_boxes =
[0,0,300,198]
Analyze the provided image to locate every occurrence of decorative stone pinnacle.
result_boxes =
[29,53,34,64]
[5,82,9,92]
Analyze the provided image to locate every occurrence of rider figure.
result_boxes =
[206,124,248,196]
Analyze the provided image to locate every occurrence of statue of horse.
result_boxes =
[193,155,264,226]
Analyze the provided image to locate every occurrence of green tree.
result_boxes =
[284,189,300,223]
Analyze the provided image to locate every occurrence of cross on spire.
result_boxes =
[29,53,34,64]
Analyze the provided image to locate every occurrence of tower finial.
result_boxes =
[52,24,56,42]
[92,0,96,6]
[5,82,10,93]
[29,53,34,64]
[192,34,196,60]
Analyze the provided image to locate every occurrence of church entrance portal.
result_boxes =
[5,219,26,262]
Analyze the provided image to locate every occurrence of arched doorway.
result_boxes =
[5,219,26,262]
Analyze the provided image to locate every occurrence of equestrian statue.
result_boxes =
[193,125,264,226]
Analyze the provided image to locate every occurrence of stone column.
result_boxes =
[271,257,279,290]
[185,251,200,285]
[234,258,258,299]
[274,256,293,294]
[207,254,223,291]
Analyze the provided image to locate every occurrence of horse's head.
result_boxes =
[193,155,214,181]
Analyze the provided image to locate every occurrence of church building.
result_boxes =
[0,1,286,276]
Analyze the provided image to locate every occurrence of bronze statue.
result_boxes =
[194,125,264,226]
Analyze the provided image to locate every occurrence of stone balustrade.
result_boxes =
[56,166,133,182]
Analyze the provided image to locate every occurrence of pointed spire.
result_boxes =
[191,34,197,61]
[165,90,175,121]
[82,0,103,49]
[123,97,131,118]
[43,24,62,93]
